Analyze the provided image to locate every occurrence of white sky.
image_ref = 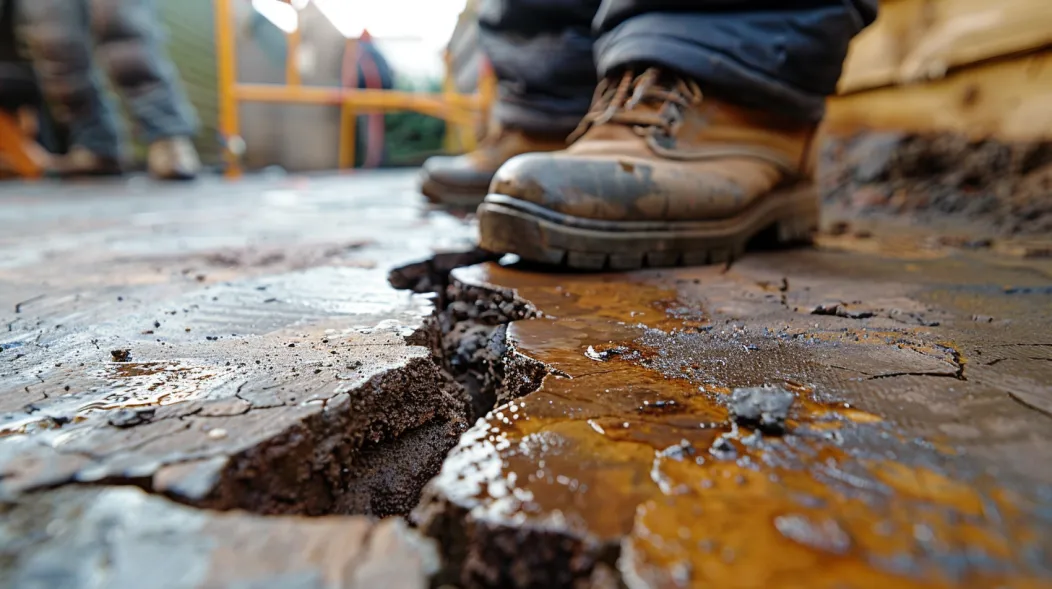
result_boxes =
[251,0,466,79]
[252,0,467,50]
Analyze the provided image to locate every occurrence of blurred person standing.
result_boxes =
[15,0,201,179]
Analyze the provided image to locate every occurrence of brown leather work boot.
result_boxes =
[420,126,567,207]
[477,68,820,270]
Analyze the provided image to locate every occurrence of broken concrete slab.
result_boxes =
[0,486,438,589]
[0,174,479,515]
[417,244,1052,588]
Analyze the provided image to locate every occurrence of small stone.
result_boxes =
[709,436,737,460]
[774,514,852,555]
[827,221,851,236]
[108,408,154,428]
[208,428,228,439]
[728,386,795,434]
[110,349,131,362]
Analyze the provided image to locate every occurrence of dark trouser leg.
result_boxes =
[16,0,124,159]
[593,0,879,122]
[89,0,198,144]
[419,0,602,205]
[479,0,602,135]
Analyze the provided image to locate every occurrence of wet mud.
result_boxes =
[417,246,1052,588]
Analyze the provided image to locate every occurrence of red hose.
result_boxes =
[340,34,385,169]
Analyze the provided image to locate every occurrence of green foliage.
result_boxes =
[355,77,446,167]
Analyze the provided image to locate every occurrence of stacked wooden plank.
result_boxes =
[828,0,1052,142]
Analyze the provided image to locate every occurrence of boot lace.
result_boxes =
[568,67,800,175]
[567,68,703,144]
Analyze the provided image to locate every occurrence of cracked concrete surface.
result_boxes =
[0,174,479,515]
[2,172,1051,588]
[0,173,480,587]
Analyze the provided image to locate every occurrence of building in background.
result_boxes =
[160,0,464,172]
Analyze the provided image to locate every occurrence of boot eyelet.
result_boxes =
[650,130,677,150]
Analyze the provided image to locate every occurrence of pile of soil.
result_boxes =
[819,132,1052,235]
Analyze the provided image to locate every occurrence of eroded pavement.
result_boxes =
[1,172,1051,588]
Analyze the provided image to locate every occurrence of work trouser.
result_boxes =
[15,0,197,158]
[480,0,879,135]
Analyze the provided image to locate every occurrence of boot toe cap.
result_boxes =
[488,152,759,222]
[488,152,662,221]
[421,155,493,189]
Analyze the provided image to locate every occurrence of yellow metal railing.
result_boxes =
[213,0,495,176]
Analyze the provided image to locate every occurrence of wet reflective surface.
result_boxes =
[426,245,1052,587]
[0,173,475,512]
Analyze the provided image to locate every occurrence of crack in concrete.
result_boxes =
[1006,392,1052,420]
[14,295,46,314]
[865,371,962,381]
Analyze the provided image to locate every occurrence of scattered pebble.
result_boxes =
[728,386,795,434]
[208,428,228,440]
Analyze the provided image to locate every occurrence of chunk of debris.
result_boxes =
[774,514,852,555]
[110,349,131,362]
[709,435,738,460]
[827,221,851,236]
[728,386,795,434]
[936,235,993,250]
[809,303,875,319]
[585,345,629,361]
[108,408,154,428]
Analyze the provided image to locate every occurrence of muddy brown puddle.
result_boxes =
[423,262,1052,588]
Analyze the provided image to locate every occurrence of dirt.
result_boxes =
[109,348,131,362]
[429,275,547,419]
[820,132,1052,235]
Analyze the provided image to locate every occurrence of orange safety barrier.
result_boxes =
[0,110,47,179]
[214,0,496,177]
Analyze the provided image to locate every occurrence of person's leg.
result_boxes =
[16,0,124,175]
[90,0,201,180]
[478,0,878,269]
[420,0,601,206]
[593,1,877,122]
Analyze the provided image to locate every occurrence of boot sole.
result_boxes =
[419,174,488,208]
[477,183,819,270]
